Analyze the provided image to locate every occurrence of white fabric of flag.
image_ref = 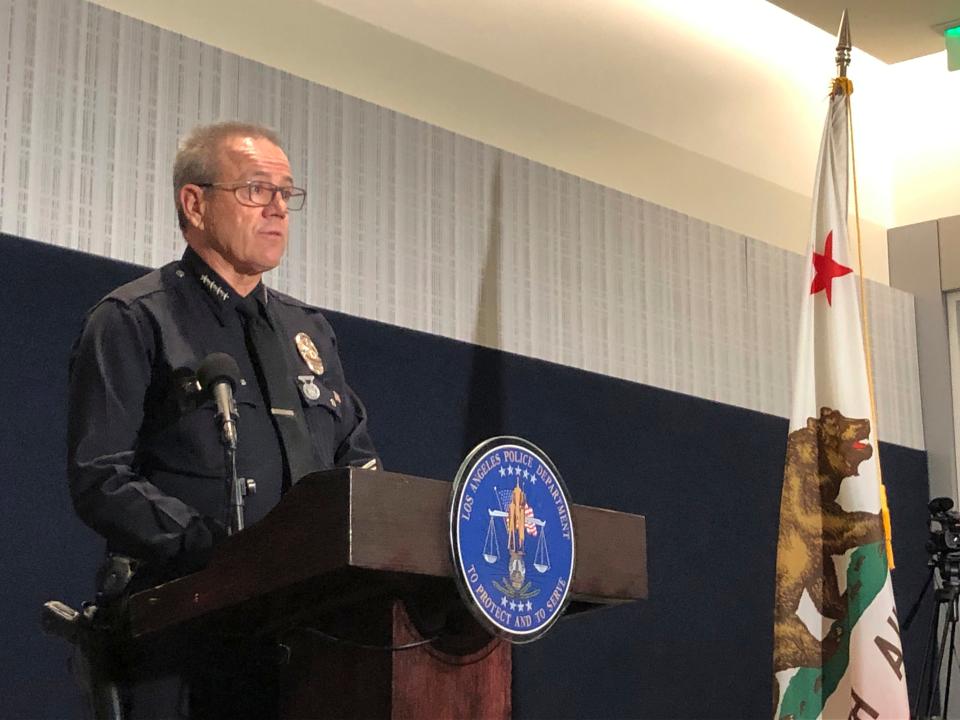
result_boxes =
[772,85,908,719]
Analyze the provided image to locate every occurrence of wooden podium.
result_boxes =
[125,469,647,718]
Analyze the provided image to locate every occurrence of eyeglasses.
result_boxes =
[198,181,307,211]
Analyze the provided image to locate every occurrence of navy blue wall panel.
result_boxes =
[0,234,932,718]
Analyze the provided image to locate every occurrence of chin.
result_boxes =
[254,257,284,274]
[253,245,287,273]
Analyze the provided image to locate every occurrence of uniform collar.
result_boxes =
[179,247,268,326]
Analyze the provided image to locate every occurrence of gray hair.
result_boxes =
[173,121,284,230]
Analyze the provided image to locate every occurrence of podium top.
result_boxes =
[128,468,647,638]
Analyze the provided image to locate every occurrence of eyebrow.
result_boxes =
[248,170,295,185]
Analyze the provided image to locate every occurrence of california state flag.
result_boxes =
[772,82,909,718]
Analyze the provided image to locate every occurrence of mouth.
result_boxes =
[852,440,869,451]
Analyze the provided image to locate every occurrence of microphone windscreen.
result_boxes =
[197,352,241,390]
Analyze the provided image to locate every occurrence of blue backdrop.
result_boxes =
[0,234,932,718]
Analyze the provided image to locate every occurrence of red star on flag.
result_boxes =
[810,230,852,305]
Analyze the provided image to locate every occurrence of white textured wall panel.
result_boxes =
[0,0,924,449]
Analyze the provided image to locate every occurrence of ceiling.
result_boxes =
[767,0,959,63]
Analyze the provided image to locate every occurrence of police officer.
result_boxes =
[67,121,380,718]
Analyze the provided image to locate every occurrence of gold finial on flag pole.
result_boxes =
[832,11,853,96]
[835,9,851,78]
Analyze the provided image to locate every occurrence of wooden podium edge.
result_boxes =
[127,469,647,639]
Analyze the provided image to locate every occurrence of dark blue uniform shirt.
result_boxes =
[67,247,379,578]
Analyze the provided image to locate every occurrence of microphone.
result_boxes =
[197,353,241,449]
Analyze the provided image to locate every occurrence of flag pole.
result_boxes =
[834,10,896,569]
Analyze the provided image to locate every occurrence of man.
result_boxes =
[67,121,379,717]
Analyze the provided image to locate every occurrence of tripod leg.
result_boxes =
[945,602,958,720]
[931,604,955,720]
[921,602,942,719]
[904,566,936,631]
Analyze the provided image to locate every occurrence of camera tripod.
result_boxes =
[906,556,960,719]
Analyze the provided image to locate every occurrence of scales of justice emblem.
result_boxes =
[450,437,576,642]
[485,476,551,598]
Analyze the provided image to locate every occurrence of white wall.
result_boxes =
[889,52,960,228]
[86,0,931,284]
[0,0,924,447]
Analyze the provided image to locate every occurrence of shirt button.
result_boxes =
[175,270,185,278]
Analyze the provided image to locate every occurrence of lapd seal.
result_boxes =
[449,437,575,642]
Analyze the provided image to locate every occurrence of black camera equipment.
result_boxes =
[904,496,960,719]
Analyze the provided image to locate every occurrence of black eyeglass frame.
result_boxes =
[197,180,307,211]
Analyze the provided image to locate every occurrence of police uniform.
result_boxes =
[67,246,380,583]
[67,247,380,717]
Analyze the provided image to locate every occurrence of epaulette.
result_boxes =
[94,263,171,309]
[267,288,337,340]
[268,287,324,315]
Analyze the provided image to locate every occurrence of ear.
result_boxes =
[179,184,207,230]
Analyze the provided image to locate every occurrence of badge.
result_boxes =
[449,437,576,643]
[295,332,324,375]
[297,375,321,401]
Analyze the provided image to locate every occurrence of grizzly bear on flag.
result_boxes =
[773,407,885,673]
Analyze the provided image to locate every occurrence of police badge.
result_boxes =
[449,437,576,642]
[294,332,324,375]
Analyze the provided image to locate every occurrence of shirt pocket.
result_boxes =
[159,377,262,478]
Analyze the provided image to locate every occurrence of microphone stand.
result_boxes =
[217,397,248,535]
[224,437,243,536]
[199,352,255,536]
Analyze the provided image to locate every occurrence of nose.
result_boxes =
[265,188,288,216]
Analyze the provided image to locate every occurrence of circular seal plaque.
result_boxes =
[450,437,576,642]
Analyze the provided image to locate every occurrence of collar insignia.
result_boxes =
[199,274,230,302]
